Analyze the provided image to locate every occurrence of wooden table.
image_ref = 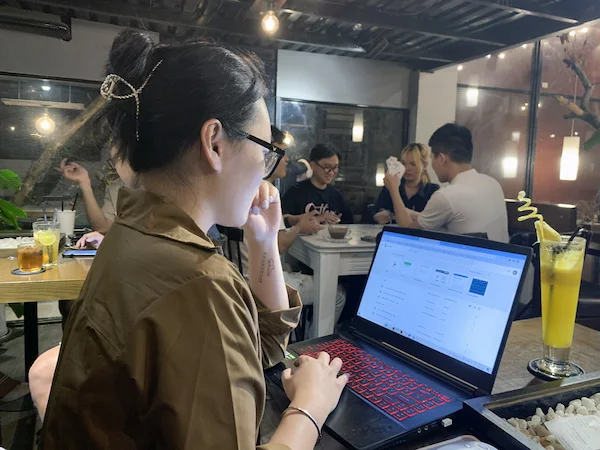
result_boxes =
[263,318,600,449]
[493,317,600,394]
[0,257,91,375]
[287,224,383,338]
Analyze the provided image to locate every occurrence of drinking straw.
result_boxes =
[72,193,79,212]
[52,208,58,226]
[42,201,48,224]
[61,199,64,212]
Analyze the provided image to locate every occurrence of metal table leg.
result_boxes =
[23,302,38,380]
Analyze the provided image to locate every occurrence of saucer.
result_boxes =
[323,236,352,243]
[11,268,46,276]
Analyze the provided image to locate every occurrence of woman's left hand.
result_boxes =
[243,181,281,244]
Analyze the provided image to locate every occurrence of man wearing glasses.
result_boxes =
[282,143,353,226]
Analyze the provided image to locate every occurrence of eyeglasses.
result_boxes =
[106,156,117,172]
[242,132,286,179]
[315,162,339,175]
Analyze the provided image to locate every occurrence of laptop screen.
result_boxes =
[357,231,528,374]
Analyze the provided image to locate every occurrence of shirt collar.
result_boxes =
[451,168,477,185]
[400,178,428,198]
[115,188,216,251]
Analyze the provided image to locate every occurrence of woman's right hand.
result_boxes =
[75,232,105,249]
[281,352,348,426]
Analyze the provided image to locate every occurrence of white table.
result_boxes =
[287,224,383,338]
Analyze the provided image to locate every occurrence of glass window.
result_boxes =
[533,25,600,216]
[456,87,530,198]
[0,75,105,227]
[458,45,533,90]
[278,100,408,222]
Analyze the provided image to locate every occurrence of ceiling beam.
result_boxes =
[22,0,365,52]
[281,0,507,47]
[459,0,579,24]
[182,0,203,13]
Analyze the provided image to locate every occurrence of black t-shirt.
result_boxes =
[373,179,439,216]
[282,179,353,224]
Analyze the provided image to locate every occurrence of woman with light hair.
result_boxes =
[373,143,439,224]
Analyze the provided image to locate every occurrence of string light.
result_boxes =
[457,65,463,71]
[498,53,506,59]
[486,54,492,59]
[569,30,576,37]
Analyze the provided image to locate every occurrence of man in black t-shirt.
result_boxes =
[282,143,353,225]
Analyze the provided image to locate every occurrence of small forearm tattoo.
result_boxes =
[259,253,275,283]
[259,252,266,283]
[267,259,275,276]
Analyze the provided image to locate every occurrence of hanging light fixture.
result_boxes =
[35,111,55,135]
[262,1,279,34]
[352,111,364,143]
[560,137,579,181]
[560,77,580,181]
[282,131,294,147]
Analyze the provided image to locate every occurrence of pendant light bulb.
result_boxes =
[262,10,279,34]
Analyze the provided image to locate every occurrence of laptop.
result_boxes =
[268,227,532,450]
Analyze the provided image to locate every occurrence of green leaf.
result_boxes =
[0,170,22,191]
[582,129,600,151]
[8,303,23,318]
[0,198,27,229]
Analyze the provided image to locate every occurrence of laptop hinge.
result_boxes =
[350,328,482,395]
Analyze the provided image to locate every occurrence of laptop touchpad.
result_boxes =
[326,390,406,449]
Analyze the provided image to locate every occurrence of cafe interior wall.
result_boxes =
[0,19,276,228]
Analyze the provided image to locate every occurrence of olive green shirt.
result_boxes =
[41,188,302,450]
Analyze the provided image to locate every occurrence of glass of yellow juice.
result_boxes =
[33,220,61,267]
[529,236,586,379]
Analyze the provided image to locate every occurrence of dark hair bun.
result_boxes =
[101,29,268,174]
[106,29,155,92]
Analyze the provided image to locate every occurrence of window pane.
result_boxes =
[533,26,600,220]
[278,100,407,222]
[456,87,530,198]
[0,75,104,228]
[540,27,600,99]
[458,45,533,91]
[532,95,600,207]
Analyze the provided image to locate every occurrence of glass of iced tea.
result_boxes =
[33,220,60,267]
[529,236,586,379]
[17,243,44,273]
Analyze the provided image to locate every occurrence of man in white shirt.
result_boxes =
[384,123,509,243]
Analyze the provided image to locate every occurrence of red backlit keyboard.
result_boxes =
[295,339,451,422]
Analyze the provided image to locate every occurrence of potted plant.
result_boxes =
[0,169,27,230]
[0,169,27,319]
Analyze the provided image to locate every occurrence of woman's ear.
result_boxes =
[199,119,226,173]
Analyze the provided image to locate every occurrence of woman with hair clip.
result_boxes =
[373,143,439,224]
[40,30,347,450]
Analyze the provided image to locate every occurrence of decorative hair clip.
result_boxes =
[100,60,163,141]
